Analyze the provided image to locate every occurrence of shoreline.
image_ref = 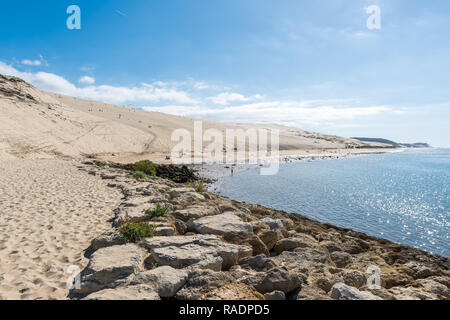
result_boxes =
[72,159,449,300]
[0,156,448,300]
[194,147,405,193]
[195,147,449,259]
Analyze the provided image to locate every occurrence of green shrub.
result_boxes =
[133,171,147,180]
[119,222,158,243]
[134,160,157,177]
[145,203,170,219]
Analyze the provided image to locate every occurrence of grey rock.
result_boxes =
[169,188,196,198]
[91,231,125,251]
[173,205,219,222]
[175,269,236,300]
[188,212,253,236]
[320,241,343,253]
[405,261,437,279]
[155,226,175,236]
[238,254,278,272]
[418,278,450,299]
[273,234,317,254]
[330,251,352,268]
[342,269,366,288]
[261,217,285,230]
[330,283,381,300]
[264,290,286,300]
[144,235,252,271]
[131,266,188,297]
[244,267,302,294]
[75,244,144,295]
[258,230,280,251]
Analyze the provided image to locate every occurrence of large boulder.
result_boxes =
[341,269,366,288]
[254,267,302,294]
[330,283,381,300]
[405,261,437,279]
[131,266,188,298]
[418,278,450,299]
[273,234,317,254]
[91,231,125,251]
[240,267,302,294]
[188,212,253,236]
[330,251,352,268]
[238,255,278,272]
[173,205,219,222]
[222,232,269,256]
[74,244,144,295]
[261,217,285,230]
[144,235,252,271]
[257,230,281,251]
[175,269,237,300]
[82,285,160,300]
[272,247,328,275]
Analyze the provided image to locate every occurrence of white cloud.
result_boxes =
[143,101,391,127]
[0,60,395,130]
[79,76,95,85]
[208,92,262,105]
[193,82,209,90]
[21,59,41,66]
[0,61,197,105]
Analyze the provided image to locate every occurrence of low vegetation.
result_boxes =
[133,171,147,180]
[119,222,158,243]
[134,160,157,177]
[145,203,170,219]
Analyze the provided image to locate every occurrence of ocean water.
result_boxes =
[218,149,450,257]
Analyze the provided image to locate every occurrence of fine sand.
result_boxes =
[0,159,121,299]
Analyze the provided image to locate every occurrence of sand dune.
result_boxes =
[0,74,388,163]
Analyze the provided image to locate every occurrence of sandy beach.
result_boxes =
[0,159,120,299]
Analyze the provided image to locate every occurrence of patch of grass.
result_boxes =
[133,171,147,180]
[134,160,157,177]
[145,203,170,219]
[119,222,158,243]
[82,161,94,165]
[188,181,206,193]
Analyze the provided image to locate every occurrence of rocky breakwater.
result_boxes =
[70,162,450,300]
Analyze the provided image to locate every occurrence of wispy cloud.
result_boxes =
[208,92,262,105]
[21,59,41,66]
[115,9,128,17]
[78,75,95,85]
[143,101,391,127]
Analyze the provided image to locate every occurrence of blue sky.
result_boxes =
[1,0,449,146]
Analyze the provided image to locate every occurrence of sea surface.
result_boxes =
[217,149,450,257]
